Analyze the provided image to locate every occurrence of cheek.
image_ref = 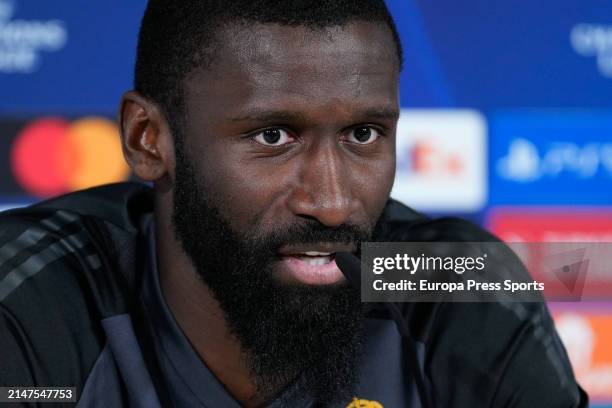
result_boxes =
[356,154,396,217]
[197,152,288,230]
[347,139,396,213]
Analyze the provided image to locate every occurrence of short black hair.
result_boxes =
[134,0,403,134]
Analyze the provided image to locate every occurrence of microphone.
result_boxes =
[335,251,361,287]
[336,252,434,408]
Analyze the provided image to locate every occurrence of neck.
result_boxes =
[154,200,265,407]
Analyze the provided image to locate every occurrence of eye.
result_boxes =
[251,128,295,147]
[345,126,381,145]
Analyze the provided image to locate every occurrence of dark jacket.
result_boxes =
[0,183,587,407]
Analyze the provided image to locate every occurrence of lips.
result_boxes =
[276,244,356,285]
[277,243,357,257]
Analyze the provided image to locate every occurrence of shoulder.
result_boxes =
[0,182,153,313]
[375,204,586,406]
[0,182,153,388]
[419,300,586,406]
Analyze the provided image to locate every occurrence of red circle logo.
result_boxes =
[11,117,131,198]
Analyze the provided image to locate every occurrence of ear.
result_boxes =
[118,91,175,181]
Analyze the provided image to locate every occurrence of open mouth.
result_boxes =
[276,245,355,285]
[291,251,335,266]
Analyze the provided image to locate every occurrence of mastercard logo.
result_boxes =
[11,117,131,198]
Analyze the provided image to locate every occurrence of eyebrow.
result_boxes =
[228,107,400,123]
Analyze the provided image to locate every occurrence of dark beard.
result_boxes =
[171,140,373,404]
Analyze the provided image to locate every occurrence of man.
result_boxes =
[0,1,587,407]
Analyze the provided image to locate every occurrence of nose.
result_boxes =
[286,142,359,227]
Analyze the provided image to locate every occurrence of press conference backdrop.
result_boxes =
[1,1,611,404]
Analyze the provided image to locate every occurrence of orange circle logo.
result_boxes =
[11,117,130,198]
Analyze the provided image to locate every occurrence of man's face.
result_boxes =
[172,21,399,402]
[180,21,398,280]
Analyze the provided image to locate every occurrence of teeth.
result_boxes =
[299,256,331,266]
[302,251,331,256]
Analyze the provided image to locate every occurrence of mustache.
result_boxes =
[245,219,372,255]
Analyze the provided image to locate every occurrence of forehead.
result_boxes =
[182,21,399,120]
[214,20,398,71]
[184,22,399,131]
